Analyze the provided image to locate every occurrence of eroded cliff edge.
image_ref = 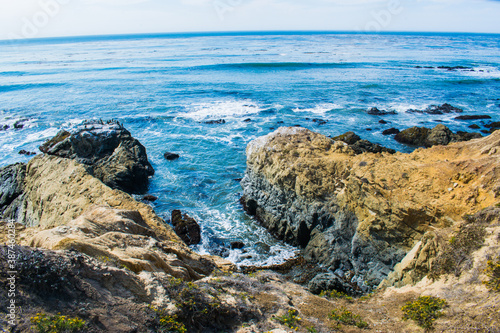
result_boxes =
[241,127,500,289]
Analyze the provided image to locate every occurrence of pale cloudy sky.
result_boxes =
[1,0,500,40]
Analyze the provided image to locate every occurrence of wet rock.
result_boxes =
[14,120,26,129]
[18,150,36,156]
[367,107,396,115]
[468,124,481,130]
[407,103,463,115]
[455,115,492,120]
[141,194,158,202]
[243,118,252,122]
[39,120,154,194]
[171,210,201,246]
[164,152,180,161]
[395,124,481,147]
[382,128,400,135]
[312,118,328,125]
[485,122,500,129]
[204,119,226,124]
[230,241,245,249]
[0,125,9,131]
[437,65,473,71]
[379,119,388,124]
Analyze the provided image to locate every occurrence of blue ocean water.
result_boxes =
[1,32,499,265]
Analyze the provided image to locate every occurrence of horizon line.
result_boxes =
[2,29,500,44]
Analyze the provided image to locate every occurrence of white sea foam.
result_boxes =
[292,103,342,114]
[466,66,500,79]
[183,100,263,121]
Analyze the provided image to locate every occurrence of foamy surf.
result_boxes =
[182,100,263,121]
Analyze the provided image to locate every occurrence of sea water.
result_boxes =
[1,32,499,266]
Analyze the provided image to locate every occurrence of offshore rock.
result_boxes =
[171,210,202,246]
[39,120,154,194]
[395,124,482,147]
[241,127,500,288]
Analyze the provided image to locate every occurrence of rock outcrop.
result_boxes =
[0,163,26,221]
[332,131,396,155]
[241,127,500,289]
[39,120,154,194]
[394,124,482,147]
[171,210,202,245]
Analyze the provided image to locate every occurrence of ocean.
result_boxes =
[1,31,499,266]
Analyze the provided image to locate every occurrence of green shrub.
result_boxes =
[30,313,85,333]
[273,309,301,330]
[319,289,353,300]
[329,307,368,329]
[401,296,447,330]
[483,258,500,292]
[149,307,186,333]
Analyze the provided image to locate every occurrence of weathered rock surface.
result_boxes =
[0,163,26,221]
[39,120,154,194]
[394,124,482,147]
[171,209,202,245]
[332,131,396,155]
[241,126,500,288]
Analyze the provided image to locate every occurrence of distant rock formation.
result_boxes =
[394,124,482,147]
[241,127,500,289]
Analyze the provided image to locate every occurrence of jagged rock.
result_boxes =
[204,119,226,124]
[382,128,400,135]
[241,127,500,288]
[468,124,481,129]
[0,163,26,220]
[308,273,359,295]
[312,118,327,125]
[18,150,36,156]
[333,131,395,154]
[367,107,396,115]
[164,152,180,161]
[455,115,492,120]
[39,121,154,194]
[407,103,463,114]
[394,126,431,146]
[485,122,500,129]
[0,125,9,131]
[171,210,201,246]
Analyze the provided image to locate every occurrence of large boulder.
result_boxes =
[332,132,395,154]
[39,120,154,194]
[171,210,202,246]
[241,126,500,288]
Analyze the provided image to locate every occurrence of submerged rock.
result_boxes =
[455,115,492,120]
[382,128,400,135]
[39,120,154,194]
[164,152,180,161]
[367,107,396,115]
[407,103,463,114]
[171,210,201,246]
[240,126,500,288]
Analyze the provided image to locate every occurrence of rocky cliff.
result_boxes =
[241,127,500,289]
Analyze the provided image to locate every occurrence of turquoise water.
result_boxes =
[1,32,500,265]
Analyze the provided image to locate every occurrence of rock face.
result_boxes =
[0,163,26,220]
[39,120,154,194]
[241,127,500,288]
[171,210,201,245]
[394,124,482,147]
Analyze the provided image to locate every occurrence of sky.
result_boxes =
[1,0,500,40]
